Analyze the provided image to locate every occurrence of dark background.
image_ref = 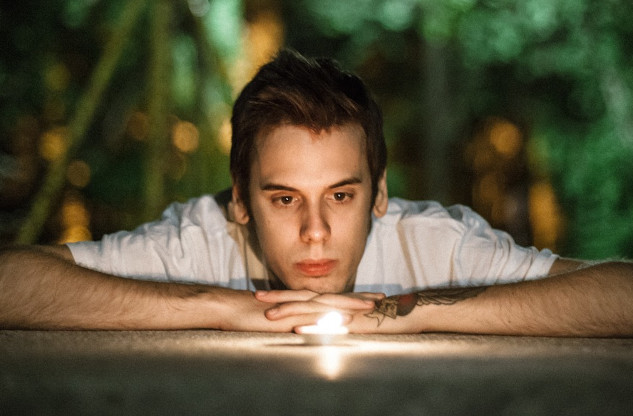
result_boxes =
[1,0,632,259]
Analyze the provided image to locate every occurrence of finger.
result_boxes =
[264,300,341,320]
[255,289,317,303]
[308,293,377,310]
[351,292,387,301]
[255,313,342,332]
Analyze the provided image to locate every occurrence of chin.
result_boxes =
[285,277,350,294]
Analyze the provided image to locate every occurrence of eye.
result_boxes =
[280,196,294,205]
[273,195,296,206]
[332,192,352,202]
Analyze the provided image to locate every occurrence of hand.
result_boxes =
[254,290,385,329]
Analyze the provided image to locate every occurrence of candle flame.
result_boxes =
[317,312,344,330]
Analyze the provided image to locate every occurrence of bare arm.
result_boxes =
[351,259,633,337]
[0,245,371,330]
[260,258,633,337]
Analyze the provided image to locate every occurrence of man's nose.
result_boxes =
[300,202,331,243]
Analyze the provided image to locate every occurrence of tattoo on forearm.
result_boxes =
[365,287,487,326]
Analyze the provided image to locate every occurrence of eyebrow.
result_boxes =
[260,177,364,192]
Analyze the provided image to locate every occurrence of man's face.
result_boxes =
[236,123,387,293]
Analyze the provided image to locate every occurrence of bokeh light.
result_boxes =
[38,127,68,162]
[172,120,200,154]
[218,118,232,155]
[58,191,91,244]
[1,0,631,259]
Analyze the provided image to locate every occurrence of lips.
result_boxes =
[294,259,338,277]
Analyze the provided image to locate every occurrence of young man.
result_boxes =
[1,50,632,335]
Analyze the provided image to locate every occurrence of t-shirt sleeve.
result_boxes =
[357,199,558,294]
[447,204,558,285]
[66,195,237,284]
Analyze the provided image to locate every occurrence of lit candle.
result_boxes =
[297,311,349,345]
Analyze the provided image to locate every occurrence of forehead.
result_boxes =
[254,122,366,153]
[251,123,369,185]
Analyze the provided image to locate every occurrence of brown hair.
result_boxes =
[230,49,387,209]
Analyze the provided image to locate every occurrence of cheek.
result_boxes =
[252,209,294,246]
[334,212,372,248]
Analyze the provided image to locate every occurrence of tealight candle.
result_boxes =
[297,311,349,345]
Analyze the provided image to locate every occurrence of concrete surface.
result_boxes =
[1,330,632,415]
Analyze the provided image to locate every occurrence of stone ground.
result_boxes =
[1,331,632,415]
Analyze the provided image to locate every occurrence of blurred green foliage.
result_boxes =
[1,0,632,259]
[284,0,633,259]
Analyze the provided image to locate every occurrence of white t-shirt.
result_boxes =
[67,195,557,296]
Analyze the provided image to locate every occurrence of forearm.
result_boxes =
[358,261,633,337]
[0,245,252,330]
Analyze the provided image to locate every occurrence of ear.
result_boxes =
[372,170,388,218]
[231,185,250,224]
